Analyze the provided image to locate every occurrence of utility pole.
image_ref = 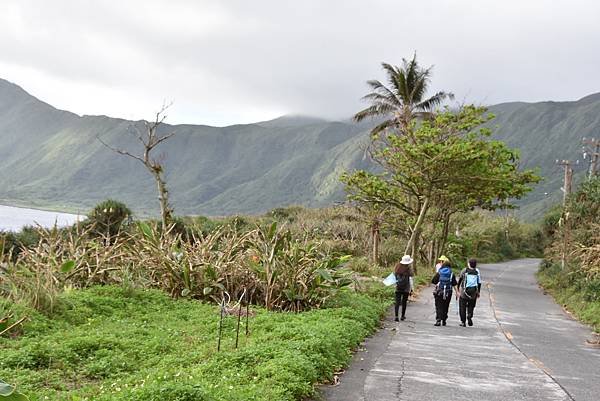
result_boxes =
[556,159,574,270]
[556,159,574,206]
[582,137,600,179]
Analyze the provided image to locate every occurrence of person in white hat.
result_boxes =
[393,254,414,322]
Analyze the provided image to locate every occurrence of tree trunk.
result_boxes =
[371,219,381,265]
[438,213,452,256]
[153,170,173,230]
[404,197,430,274]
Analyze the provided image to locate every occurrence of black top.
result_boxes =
[394,267,413,293]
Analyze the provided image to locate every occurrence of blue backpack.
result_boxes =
[437,266,453,299]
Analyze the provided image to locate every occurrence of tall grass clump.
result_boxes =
[1,218,354,314]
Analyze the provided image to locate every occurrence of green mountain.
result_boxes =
[0,78,372,216]
[488,95,600,218]
[1,78,597,220]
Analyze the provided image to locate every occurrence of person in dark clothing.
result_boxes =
[431,260,458,326]
[456,258,482,327]
[394,254,414,322]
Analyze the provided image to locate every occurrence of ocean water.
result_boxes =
[0,205,81,232]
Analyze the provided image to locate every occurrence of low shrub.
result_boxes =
[0,286,385,401]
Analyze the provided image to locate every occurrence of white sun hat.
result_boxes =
[400,255,414,264]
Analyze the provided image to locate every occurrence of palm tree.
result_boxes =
[354,54,453,137]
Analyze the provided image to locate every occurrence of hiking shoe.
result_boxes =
[434,321,441,326]
[394,317,399,322]
[442,320,446,326]
[459,322,466,327]
[468,318,473,326]
[400,316,406,321]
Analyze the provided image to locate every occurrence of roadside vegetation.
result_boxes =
[0,286,383,401]
[538,177,600,333]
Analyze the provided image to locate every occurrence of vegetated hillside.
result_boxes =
[489,94,600,219]
[1,77,598,219]
[0,78,371,216]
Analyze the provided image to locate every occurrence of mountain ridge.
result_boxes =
[1,77,598,220]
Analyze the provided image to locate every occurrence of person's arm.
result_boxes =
[456,270,464,297]
[452,274,459,295]
[409,276,414,293]
[431,272,440,285]
[477,269,482,297]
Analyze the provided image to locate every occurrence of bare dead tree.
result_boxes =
[98,105,175,230]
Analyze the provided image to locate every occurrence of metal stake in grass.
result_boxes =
[245,289,250,336]
[235,288,246,349]
[217,297,225,352]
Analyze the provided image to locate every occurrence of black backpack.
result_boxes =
[395,273,410,292]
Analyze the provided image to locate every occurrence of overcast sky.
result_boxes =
[1,0,599,126]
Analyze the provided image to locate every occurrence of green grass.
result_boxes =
[0,286,386,401]
[537,264,600,333]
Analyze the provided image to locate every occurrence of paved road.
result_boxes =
[320,259,600,401]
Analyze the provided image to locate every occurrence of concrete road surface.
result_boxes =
[319,259,600,401]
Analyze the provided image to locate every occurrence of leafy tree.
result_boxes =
[352,55,453,263]
[354,54,453,137]
[343,106,540,271]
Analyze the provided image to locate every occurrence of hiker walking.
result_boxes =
[394,255,414,322]
[431,259,458,326]
[457,258,482,327]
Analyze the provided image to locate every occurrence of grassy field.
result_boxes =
[0,286,386,401]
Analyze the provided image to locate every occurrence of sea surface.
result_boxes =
[0,205,81,232]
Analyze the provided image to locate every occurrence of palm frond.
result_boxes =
[362,93,402,110]
[381,63,402,94]
[415,91,454,112]
[354,103,396,122]
[370,119,398,136]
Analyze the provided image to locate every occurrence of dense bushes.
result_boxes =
[443,211,543,265]
[538,177,600,332]
[0,226,41,260]
[1,219,354,314]
[2,201,546,318]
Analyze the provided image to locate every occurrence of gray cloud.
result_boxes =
[1,0,599,126]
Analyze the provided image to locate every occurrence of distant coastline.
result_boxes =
[0,203,82,232]
[0,198,84,215]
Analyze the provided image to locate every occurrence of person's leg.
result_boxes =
[467,298,476,325]
[441,295,451,324]
[394,291,401,321]
[401,291,409,319]
[434,295,442,325]
[459,297,467,326]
